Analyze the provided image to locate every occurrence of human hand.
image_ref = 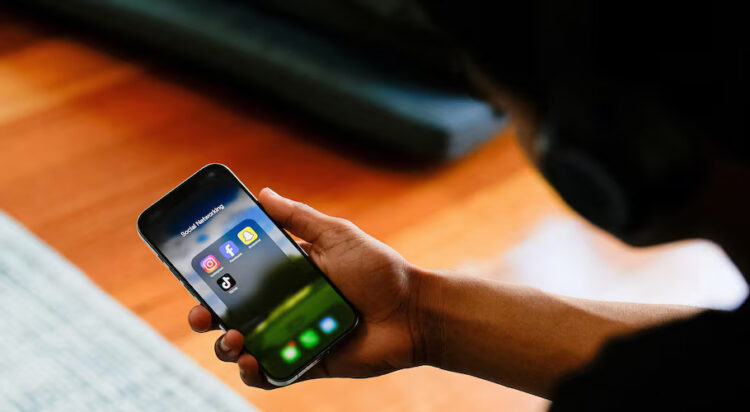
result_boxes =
[188,188,421,388]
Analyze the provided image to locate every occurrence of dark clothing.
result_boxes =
[550,303,750,411]
[418,3,750,407]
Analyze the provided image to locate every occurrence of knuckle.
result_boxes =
[316,217,360,247]
[288,201,313,226]
[333,217,357,232]
[290,200,312,216]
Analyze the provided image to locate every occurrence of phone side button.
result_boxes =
[183,285,199,301]
[174,277,200,302]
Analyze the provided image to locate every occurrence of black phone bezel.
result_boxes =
[136,163,360,385]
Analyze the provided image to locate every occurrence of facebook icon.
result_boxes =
[219,240,240,259]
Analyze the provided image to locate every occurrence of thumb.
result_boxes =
[258,188,345,245]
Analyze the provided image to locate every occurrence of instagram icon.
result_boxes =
[200,255,220,274]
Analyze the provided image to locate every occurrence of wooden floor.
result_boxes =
[0,11,566,411]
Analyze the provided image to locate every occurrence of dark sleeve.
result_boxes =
[550,308,750,411]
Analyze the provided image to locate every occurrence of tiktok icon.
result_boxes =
[217,274,237,291]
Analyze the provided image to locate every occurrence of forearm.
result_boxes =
[409,267,702,398]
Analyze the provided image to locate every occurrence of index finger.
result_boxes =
[188,305,220,332]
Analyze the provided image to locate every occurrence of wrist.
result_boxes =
[406,264,449,368]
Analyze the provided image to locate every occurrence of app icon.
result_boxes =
[237,226,259,245]
[220,240,240,259]
[299,329,320,349]
[280,342,300,363]
[217,274,236,291]
[319,316,338,334]
[200,255,220,274]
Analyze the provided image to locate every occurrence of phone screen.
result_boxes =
[138,164,357,383]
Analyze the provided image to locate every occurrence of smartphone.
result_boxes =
[137,164,359,386]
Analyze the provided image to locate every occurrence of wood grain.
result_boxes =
[0,12,566,411]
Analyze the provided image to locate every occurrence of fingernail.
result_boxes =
[219,337,230,352]
[264,187,278,197]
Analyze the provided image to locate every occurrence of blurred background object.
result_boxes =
[7,0,505,160]
[0,212,255,411]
